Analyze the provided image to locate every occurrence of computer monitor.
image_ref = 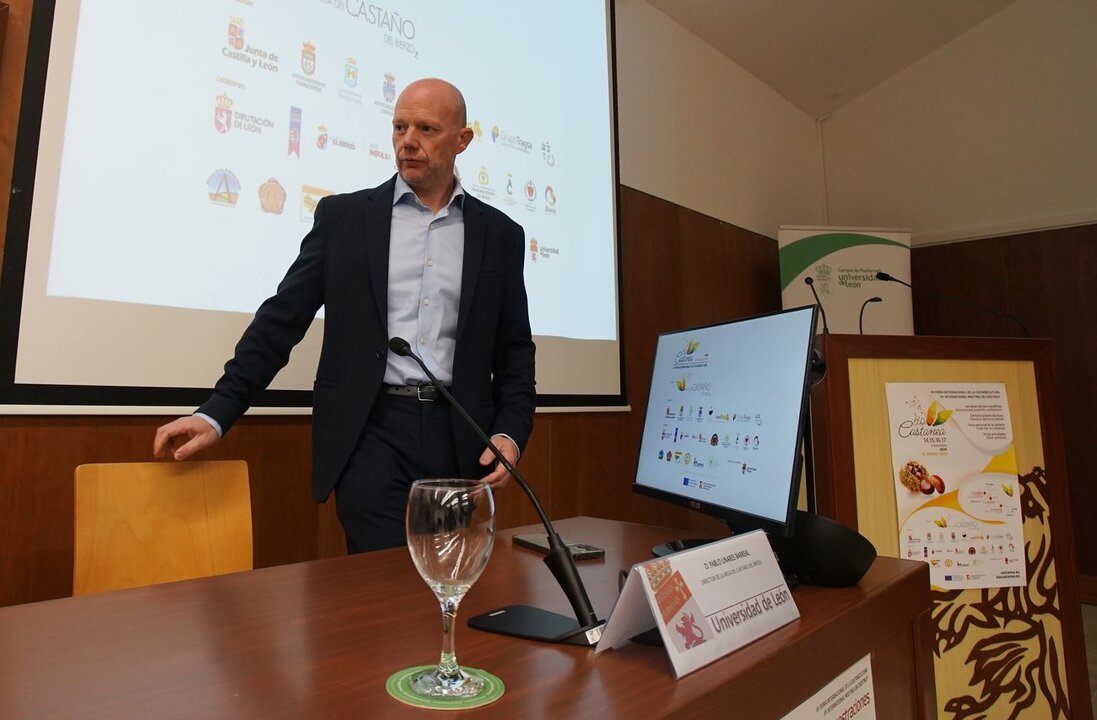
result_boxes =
[633,305,818,545]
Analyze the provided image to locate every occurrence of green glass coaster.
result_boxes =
[386,665,505,710]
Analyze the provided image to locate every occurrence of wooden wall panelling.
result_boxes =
[912,225,1097,595]
[494,414,553,530]
[0,415,319,606]
[1,4,9,77]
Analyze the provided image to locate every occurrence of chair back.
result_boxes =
[74,460,252,595]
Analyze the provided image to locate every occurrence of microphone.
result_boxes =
[387,337,605,646]
[875,271,1030,337]
[859,297,882,334]
[804,276,830,334]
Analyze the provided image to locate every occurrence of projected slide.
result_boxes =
[45,0,614,338]
[8,0,620,401]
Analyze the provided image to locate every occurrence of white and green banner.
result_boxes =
[778,226,913,335]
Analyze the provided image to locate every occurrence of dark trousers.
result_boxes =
[334,392,462,553]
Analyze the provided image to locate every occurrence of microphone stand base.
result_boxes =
[468,605,605,646]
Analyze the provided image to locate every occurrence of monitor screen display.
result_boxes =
[633,306,818,536]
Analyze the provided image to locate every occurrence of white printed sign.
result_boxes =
[596,530,799,678]
[781,655,876,720]
[778,226,912,335]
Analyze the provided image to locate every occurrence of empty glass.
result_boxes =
[405,479,495,698]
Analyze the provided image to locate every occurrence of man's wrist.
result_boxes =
[491,433,520,461]
[194,412,224,438]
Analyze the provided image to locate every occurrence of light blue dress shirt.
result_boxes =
[383,175,465,386]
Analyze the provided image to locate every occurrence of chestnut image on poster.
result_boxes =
[899,460,946,495]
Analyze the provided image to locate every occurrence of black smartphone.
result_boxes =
[512,534,605,560]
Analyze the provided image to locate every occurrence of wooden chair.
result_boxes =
[74,461,253,595]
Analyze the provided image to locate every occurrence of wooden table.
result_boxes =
[0,517,935,719]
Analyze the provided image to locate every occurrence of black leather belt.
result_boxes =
[381,384,446,402]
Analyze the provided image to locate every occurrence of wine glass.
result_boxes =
[406,478,495,698]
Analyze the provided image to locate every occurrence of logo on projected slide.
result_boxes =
[222,18,279,72]
[215,95,273,136]
[491,125,500,143]
[258,178,286,214]
[214,94,234,134]
[292,43,325,92]
[338,59,363,104]
[541,141,555,166]
[469,120,484,140]
[314,123,356,152]
[372,73,396,114]
[207,169,241,207]
[301,42,317,75]
[345,57,358,88]
[530,237,559,262]
[467,166,494,202]
[368,143,392,162]
[289,107,302,156]
[500,173,516,206]
[524,180,536,202]
[383,72,396,103]
[544,185,557,214]
[300,184,335,222]
[498,130,533,154]
[227,17,245,50]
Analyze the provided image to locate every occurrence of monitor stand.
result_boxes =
[648,511,876,589]
[651,537,717,557]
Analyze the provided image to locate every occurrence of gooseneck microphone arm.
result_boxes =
[804,276,830,334]
[859,297,882,334]
[388,337,604,646]
[875,271,1030,337]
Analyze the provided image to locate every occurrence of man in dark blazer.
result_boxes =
[153,78,535,552]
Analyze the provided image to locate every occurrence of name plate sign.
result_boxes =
[596,530,799,678]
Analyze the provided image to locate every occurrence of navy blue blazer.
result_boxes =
[199,175,536,501]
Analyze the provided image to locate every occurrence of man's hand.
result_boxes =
[479,435,520,491]
[153,416,220,461]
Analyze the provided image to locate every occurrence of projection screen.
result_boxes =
[0,0,623,411]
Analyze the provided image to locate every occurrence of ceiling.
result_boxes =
[644,0,1020,118]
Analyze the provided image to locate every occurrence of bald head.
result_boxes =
[397,78,467,128]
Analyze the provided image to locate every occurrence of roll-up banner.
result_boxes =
[778,226,913,336]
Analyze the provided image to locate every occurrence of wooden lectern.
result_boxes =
[809,334,1092,718]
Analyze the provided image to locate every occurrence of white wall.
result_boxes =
[615,0,825,239]
[822,0,1097,245]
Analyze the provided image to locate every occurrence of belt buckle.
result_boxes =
[416,384,435,402]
